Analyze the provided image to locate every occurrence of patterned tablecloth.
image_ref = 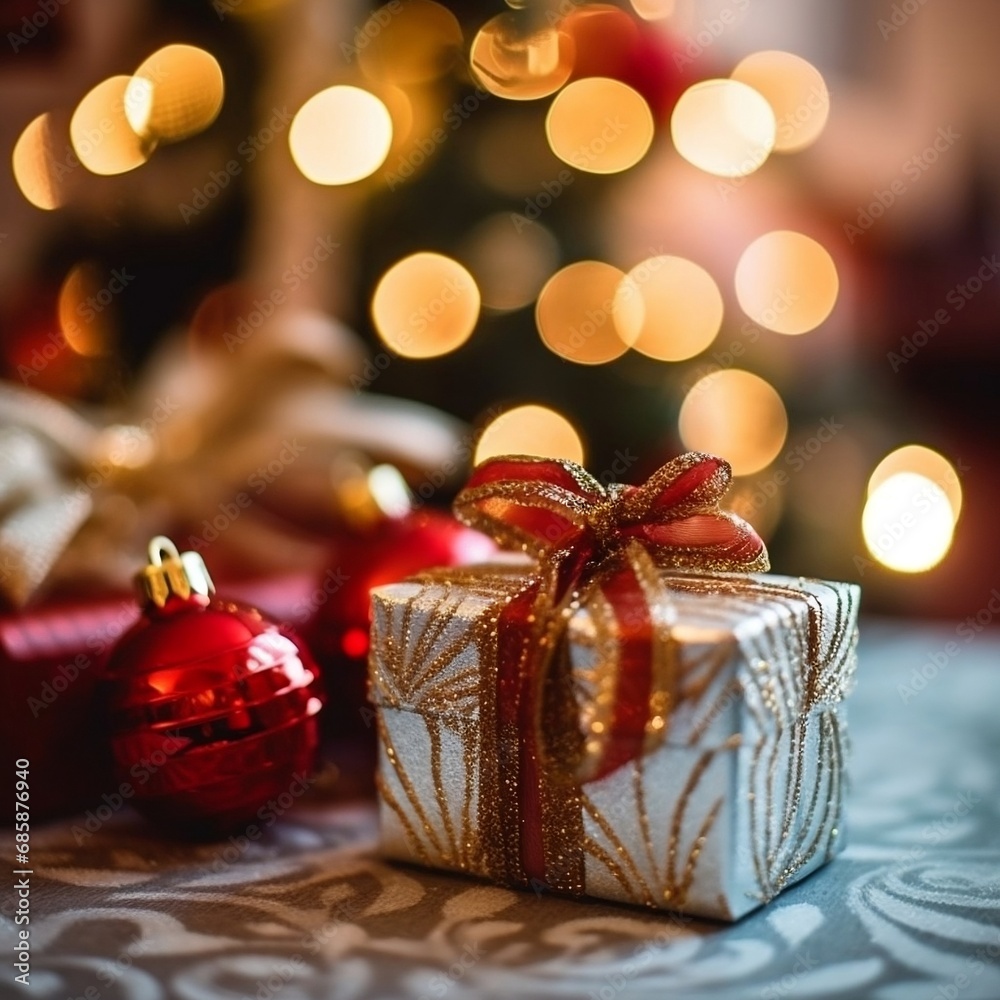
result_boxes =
[7,622,1000,1000]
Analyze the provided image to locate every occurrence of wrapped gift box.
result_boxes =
[370,566,859,920]
[368,453,861,921]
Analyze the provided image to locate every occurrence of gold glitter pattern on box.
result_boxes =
[370,566,859,920]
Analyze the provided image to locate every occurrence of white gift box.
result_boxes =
[369,564,859,920]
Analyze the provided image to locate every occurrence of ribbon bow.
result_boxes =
[0,315,464,608]
[455,451,768,576]
[453,451,768,891]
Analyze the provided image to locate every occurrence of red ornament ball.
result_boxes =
[101,537,324,838]
[304,507,495,735]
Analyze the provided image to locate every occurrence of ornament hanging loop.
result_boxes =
[148,535,180,566]
[136,535,215,608]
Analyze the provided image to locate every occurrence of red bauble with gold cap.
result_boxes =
[302,461,495,738]
[100,536,324,838]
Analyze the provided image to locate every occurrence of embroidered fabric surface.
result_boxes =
[13,623,1000,1000]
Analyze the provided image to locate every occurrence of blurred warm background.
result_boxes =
[2,0,998,619]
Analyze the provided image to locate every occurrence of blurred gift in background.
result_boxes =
[1,0,997,629]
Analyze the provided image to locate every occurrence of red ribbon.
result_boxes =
[454,451,769,888]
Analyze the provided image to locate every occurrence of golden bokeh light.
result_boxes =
[475,404,584,465]
[537,261,639,364]
[731,50,830,153]
[613,255,723,361]
[546,78,654,175]
[57,263,113,357]
[862,472,955,573]
[371,252,480,358]
[12,114,65,210]
[357,0,462,85]
[868,445,962,519]
[470,12,574,101]
[376,84,415,149]
[462,213,559,312]
[289,86,393,185]
[735,230,839,335]
[71,76,153,176]
[189,282,245,353]
[678,369,788,475]
[125,44,224,143]
[670,79,775,178]
[630,0,676,19]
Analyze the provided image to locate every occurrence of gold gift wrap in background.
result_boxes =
[369,563,860,921]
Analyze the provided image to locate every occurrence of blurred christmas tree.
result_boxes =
[3,0,983,617]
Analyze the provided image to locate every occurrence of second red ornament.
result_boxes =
[302,461,495,739]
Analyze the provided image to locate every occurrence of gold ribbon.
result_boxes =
[0,314,464,607]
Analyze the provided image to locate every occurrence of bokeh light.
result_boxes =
[735,230,839,335]
[731,50,830,153]
[92,423,157,471]
[188,282,265,355]
[357,0,462,85]
[461,213,559,312]
[536,261,640,364]
[546,78,654,174]
[670,79,776,178]
[289,86,393,185]
[57,263,113,357]
[12,114,65,210]
[678,369,788,475]
[475,404,584,465]
[630,0,675,19]
[862,472,955,573]
[613,255,723,361]
[125,44,224,143]
[868,445,963,519]
[71,76,153,176]
[470,12,574,100]
[375,84,415,148]
[371,252,480,358]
